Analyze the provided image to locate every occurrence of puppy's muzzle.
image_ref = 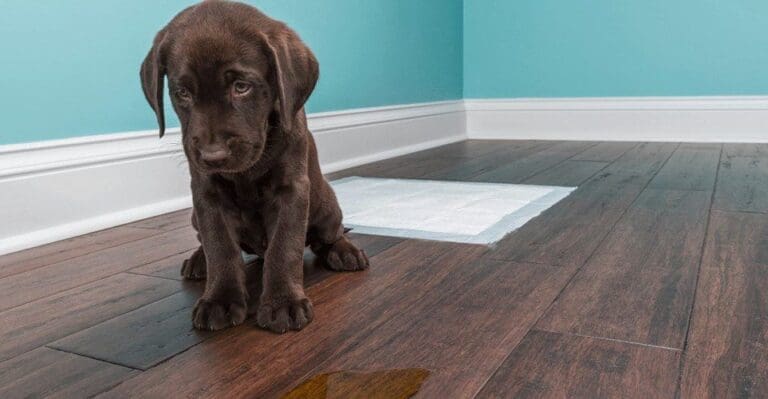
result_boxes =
[199,147,231,168]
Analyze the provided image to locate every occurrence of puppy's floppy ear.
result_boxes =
[140,30,169,138]
[262,29,319,133]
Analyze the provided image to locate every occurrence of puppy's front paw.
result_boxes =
[192,297,247,331]
[256,295,314,333]
[324,236,369,271]
[181,247,207,280]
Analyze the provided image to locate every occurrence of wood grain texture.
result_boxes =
[0,226,159,279]
[98,241,488,398]
[714,155,768,213]
[723,143,768,158]
[421,141,554,181]
[571,142,638,162]
[50,287,209,370]
[486,143,677,266]
[282,259,579,399]
[404,140,545,161]
[470,141,596,183]
[524,160,609,186]
[0,227,196,312]
[129,249,197,280]
[536,189,711,348]
[649,144,720,191]
[0,348,136,399]
[476,330,681,399]
[125,208,192,231]
[679,211,768,398]
[1,140,766,398]
[0,273,179,362]
[62,234,402,370]
[363,156,466,179]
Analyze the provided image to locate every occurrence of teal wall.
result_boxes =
[464,0,768,98]
[5,1,768,145]
[0,0,463,145]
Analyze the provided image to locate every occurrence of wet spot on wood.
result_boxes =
[282,368,430,399]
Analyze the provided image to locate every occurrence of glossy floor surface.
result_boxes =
[0,140,765,398]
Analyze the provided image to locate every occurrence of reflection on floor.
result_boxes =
[0,140,765,398]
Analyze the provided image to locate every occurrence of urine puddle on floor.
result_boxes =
[282,369,430,399]
[331,177,575,245]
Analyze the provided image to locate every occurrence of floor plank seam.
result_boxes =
[0,226,174,281]
[123,270,184,282]
[533,328,683,352]
[515,142,601,183]
[710,207,768,216]
[463,142,562,181]
[0,235,195,315]
[44,345,143,371]
[469,142,681,399]
[672,143,723,399]
[0,285,184,373]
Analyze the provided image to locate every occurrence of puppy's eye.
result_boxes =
[233,81,252,96]
[175,88,192,100]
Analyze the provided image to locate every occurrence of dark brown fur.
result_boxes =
[141,0,368,333]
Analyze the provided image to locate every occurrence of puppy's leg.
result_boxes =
[309,180,369,271]
[257,178,314,333]
[190,191,247,331]
[181,211,206,280]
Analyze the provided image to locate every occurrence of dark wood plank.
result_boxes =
[470,141,596,183]
[476,330,681,399]
[599,142,680,181]
[363,156,466,179]
[523,160,608,186]
[571,141,638,162]
[0,227,197,312]
[278,259,578,399]
[486,142,677,266]
[679,211,768,398]
[402,140,546,161]
[420,141,555,181]
[50,287,208,370]
[0,226,160,279]
[98,240,489,398]
[723,143,768,158]
[0,273,179,362]
[62,235,403,369]
[648,143,721,191]
[0,347,136,399]
[128,249,196,280]
[714,155,768,213]
[536,189,711,348]
[125,208,192,231]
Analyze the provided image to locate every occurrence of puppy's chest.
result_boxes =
[220,179,279,217]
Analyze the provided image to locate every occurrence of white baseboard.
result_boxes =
[0,100,465,255]
[465,96,768,142]
[4,95,766,255]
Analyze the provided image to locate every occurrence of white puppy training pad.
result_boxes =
[331,177,575,245]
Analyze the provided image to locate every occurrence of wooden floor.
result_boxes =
[1,140,766,398]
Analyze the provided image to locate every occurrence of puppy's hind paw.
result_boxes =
[256,296,314,334]
[192,298,247,331]
[324,237,369,272]
[181,247,206,280]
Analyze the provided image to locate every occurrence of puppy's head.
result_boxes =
[140,1,318,173]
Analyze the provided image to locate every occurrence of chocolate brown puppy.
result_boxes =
[140,0,368,333]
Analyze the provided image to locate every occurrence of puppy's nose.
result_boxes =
[199,147,230,167]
